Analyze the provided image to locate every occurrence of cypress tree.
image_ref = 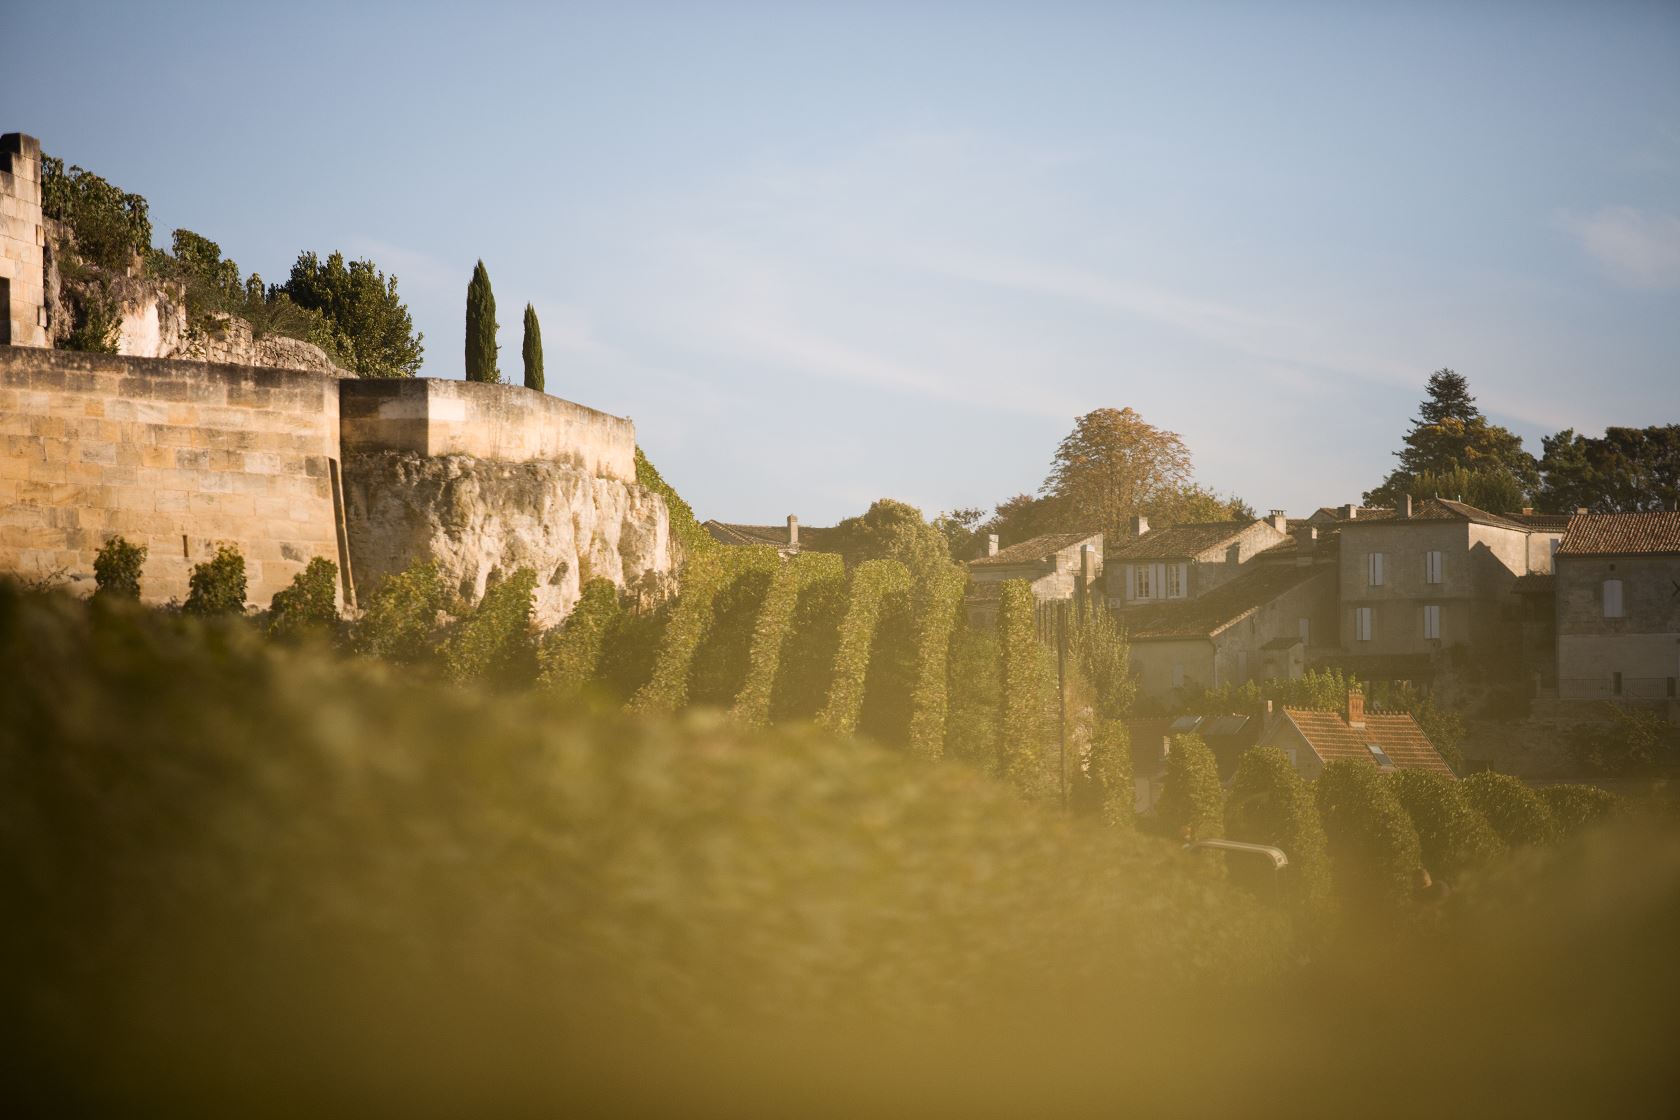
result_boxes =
[465,260,499,383]
[522,303,544,392]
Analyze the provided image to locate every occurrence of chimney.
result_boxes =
[1575,507,1588,515]
[1080,543,1095,586]
[1130,515,1150,537]
[987,533,1000,557]
[1521,507,1534,516]
[1345,689,1365,730]
[787,515,799,549]
[1400,495,1413,519]
[1339,504,1356,521]
[1268,509,1288,534]
[1294,524,1317,566]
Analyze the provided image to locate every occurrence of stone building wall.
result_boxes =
[1556,552,1680,701]
[1,133,47,348]
[0,347,346,606]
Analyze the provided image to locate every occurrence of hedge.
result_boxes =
[1315,760,1422,914]
[1087,717,1134,829]
[733,552,845,729]
[818,558,913,736]
[631,546,777,716]
[1157,733,1224,841]
[1385,769,1504,882]
[537,578,623,698]
[1225,746,1330,913]
[440,567,538,687]
[996,580,1049,798]
[906,564,967,761]
[1462,772,1560,849]
[266,557,340,642]
[1539,784,1622,838]
[687,552,780,709]
[943,623,1001,771]
[767,569,851,724]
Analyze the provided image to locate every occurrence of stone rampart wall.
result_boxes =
[0,347,346,606]
[1,133,47,348]
[341,378,636,483]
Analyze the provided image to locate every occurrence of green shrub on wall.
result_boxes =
[1157,733,1224,841]
[1385,769,1504,882]
[354,560,446,666]
[184,546,248,617]
[906,564,967,761]
[996,580,1049,798]
[768,569,851,724]
[266,558,340,642]
[537,578,623,698]
[41,155,153,272]
[1462,772,1560,849]
[1315,760,1422,915]
[1539,784,1621,838]
[92,535,146,600]
[441,568,538,687]
[733,552,845,729]
[1225,747,1331,913]
[818,559,913,737]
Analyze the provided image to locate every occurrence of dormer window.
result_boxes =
[1366,743,1395,770]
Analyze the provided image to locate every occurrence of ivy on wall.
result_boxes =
[537,577,623,699]
[817,558,913,737]
[635,447,716,570]
[906,564,967,761]
[631,546,777,716]
[733,551,845,729]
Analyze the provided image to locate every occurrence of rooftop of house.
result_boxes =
[702,520,838,551]
[1308,505,1397,523]
[969,530,1100,569]
[1334,497,1534,533]
[1512,572,1557,594]
[1118,561,1325,640]
[1556,511,1680,556]
[1106,519,1256,561]
[1280,704,1455,777]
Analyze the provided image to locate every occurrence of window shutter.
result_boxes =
[1603,580,1623,618]
[1154,563,1167,600]
[1125,565,1135,600]
[1176,562,1188,598]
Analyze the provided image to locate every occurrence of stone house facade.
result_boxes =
[965,530,1102,628]
[1553,512,1680,705]
[1107,513,1290,608]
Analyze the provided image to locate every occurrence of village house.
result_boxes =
[965,530,1102,628]
[1255,689,1456,780]
[1106,512,1291,608]
[1552,511,1680,707]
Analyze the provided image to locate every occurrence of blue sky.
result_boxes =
[6,1,1677,524]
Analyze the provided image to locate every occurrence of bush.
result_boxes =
[906,564,967,760]
[266,558,340,642]
[354,560,446,666]
[1157,733,1224,841]
[1315,760,1422,914]
[1539,784,1621,839]
[440,568,538,687]
[284,250,424,379]
[537,578,623,698]
[943,622,1001,771]
[687,555,778,709]
[61,280,121,353]
[1462,772,1560,849]
[829,498,951,581]
[1385,769,1503,883]
[818,559,913,737]
[92,535,146,600]
[1225,747,1331,913]
[1570,706,1679,778]
[767,569,849,723]
[41,155,153,271]
[632,550,735,715]
[183,545,247,616]
[996,580,1049,798]
[1086,717,1134,829]
[733,552,844,729]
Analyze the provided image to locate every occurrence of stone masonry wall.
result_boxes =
[0,347,346,606]
[1,133,47,348]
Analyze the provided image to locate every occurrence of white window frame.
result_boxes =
[1133,563,1153,600]
[1355,607,1373,642]
[1603,579,1623,619]
[1368,552,1385,587]
[1298,616,1310,645]
[1166,561,1186,599]
[1425,550,1443,585]
[1423,603,1441,640]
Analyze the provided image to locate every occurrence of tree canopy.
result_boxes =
[830,499,953,582]
[282,251,424,379]
[1364,369,1537,508]
[1043,407,1194,546]
[1538,425,1680,513]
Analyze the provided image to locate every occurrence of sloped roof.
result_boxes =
[1556,512,1680,556]
[1511,573,1556,594]
[1107,520,1253,561]
[1336,497,1531,533]
[1309,506,1397,523]
[1282,707,1455,777]
[1504,512,1572,531]
[1120,562,1326,640]
[970,530,1100,568]
[702,520,839,550]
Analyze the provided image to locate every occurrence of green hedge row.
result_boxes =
[1225,746,1331,914]
[906,564,967,761]
[538,578,624,698]
[996,580,1047,798]
[732,551,845,729]
[631,545,777,716]
[817,558,913,737]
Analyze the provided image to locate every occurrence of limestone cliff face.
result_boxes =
[343,450,674,628]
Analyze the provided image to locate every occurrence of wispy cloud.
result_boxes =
[1556,206,1680,289]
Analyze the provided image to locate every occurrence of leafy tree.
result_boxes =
[1404,466,1526,516]
[977,492,1067,549]
[354,560,446,666]
[92,535,146,600]
[441,568,538,686]
[1539,785,1622,838]
[1070,603,1134,721]
[522,303,544,392]
[465,259,500,383]
[1042,407,1194,546]
[1538,425,1680,513]
[1315,760,1422,914]
[1156,733,1223,841]
[1385,769,1503,882]
[830,499,952,582]
[183,546,247,616]
[267,558,340,642]
[1224,747,1331,914]
[1148,482,1254,527]
[40,155,152,271]
[1461,772,1559,848]
[1364,369,1538,506]
[931,507,986,560]
[282,251,423,378]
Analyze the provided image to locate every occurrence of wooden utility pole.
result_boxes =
[1056,599,1069,811]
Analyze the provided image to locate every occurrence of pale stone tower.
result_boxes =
[0,133,48,348]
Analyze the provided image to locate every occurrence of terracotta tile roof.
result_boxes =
[1282,707,1455,777]
[1511,573,1556,594]
[1309,506,1397,523]
[1119,562,1327,640]
[702,520,838,550]
[1107,520,1252,561]
[1556,512,1680,556]
[970,530,1100,568]
[1334,497,1531,533]
[1503,512,1572,531]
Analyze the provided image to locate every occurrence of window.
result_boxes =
[1368,552,1385,587]
[1166,562,1185,599]
[1603,579,1623,618]
[1133,564,1153,600]
[1355,607,1373,642]
[1298,617,1310,645]
[1423,604,1441,640]
[1171,663,1184,689]
[1366,743,1395,770]
[1425,550,1443,585]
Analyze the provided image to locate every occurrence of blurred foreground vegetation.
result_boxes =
[3,581,1678,1117]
